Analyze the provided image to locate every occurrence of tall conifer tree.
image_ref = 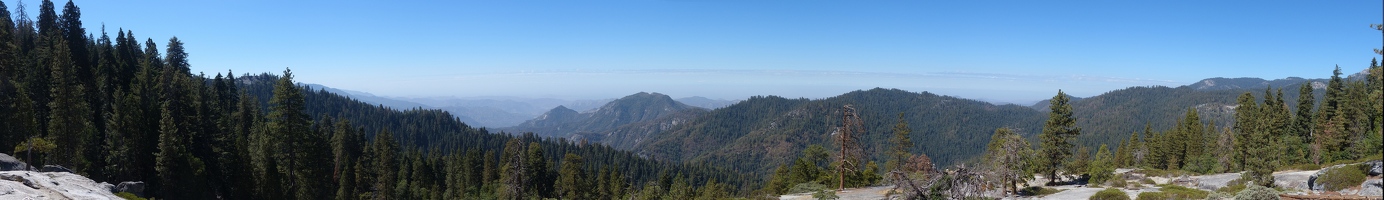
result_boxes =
[1037,90,1080,184]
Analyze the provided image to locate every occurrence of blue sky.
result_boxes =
[22,0,1381,103]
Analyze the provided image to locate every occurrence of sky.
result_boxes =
[18,0,1382,104]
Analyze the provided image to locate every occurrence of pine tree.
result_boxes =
[1289,83,1315,165]
[373,128,398,200]
[1037,90,1080,185]
[608,166,627,199]
[36,0,56,36]
[694,178,728,200]
[499,139,527,200]
[103,89,141,181]
[1088,144,1115,186]
[887,112,913,173]
[765,164,791,194]
[596,166,610,198]
[264,68,329,199]
[0,0,37,153]
[295,116,333,199]
[984,128,1031,197]
[1235,92,1276,186]
[1294,83,1315,145]
[1113,132,1134,167]
[153,101,207,199]
[1066,146,1091,178]
[665,174,692,200]
[1180,108,1204,167]
[332,119,362,200]
[524,142,551,198]
[1146,129,1167,170]
[556,153,588,200]
[45,34,93,173]
[1234,92,1257,169]
[1264,88,1291,165]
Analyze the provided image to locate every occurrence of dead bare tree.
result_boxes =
[836,105,865,191]
[888,164,988,199]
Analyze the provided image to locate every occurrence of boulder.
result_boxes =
[1308,161,1382,192]
[0,153,30,171]
[115,181,146,197]
[39,165,72,173]
[1366,160,1382,176]
[1359,179,1382,197]
[0,171,123,199]
[1309,164,1348,191]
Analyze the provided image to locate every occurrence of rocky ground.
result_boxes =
[779,186,893,200]
[0,171,123,200]
[783,164,1382,200]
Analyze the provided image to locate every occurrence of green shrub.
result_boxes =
[1110,179,1128,188]
[811,189,838,200]
[1216,178,1248,194]
[1140,178,1156,185]
[1135,192,1168,200]
[1158,185,1209,199]
[1317,164,1367,191]
[787,182,830,194]
[115,192,147,200]
[1136,185,1209,200]
[1018,186,1063,196]
[1206,192,1232,200]
[1232,184,1279,200]
[1089,188,1130,200]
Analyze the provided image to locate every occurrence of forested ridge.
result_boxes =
[632,88,1048,175]
[0,1,754,199]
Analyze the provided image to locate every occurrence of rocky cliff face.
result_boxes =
[0,153,125,200]
[0,170,123,200]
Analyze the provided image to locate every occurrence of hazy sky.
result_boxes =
[29,0,1382,103]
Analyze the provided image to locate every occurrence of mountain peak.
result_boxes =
[508,92,706,138]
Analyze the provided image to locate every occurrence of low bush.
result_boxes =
[1018,186,1063,196]
[1232,184,1279,200]
[811,189,838,200]
[1216,178,1248,194]
[1158,185,1209,199]
[787,182,830,194]
[115,192,147,200]
[1135,185,1209,200]
[1135,192,1168,200]
[1089,188,1130,200]
[1205,192,1232,200]
[1110,179,1128,188]
[1317,164,1367,191]
[1140,178,1156,185]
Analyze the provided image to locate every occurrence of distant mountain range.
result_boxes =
[675,96,738,109]
[502,92,707,139]
[298,85,740,128]
[299,70,1367,176]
